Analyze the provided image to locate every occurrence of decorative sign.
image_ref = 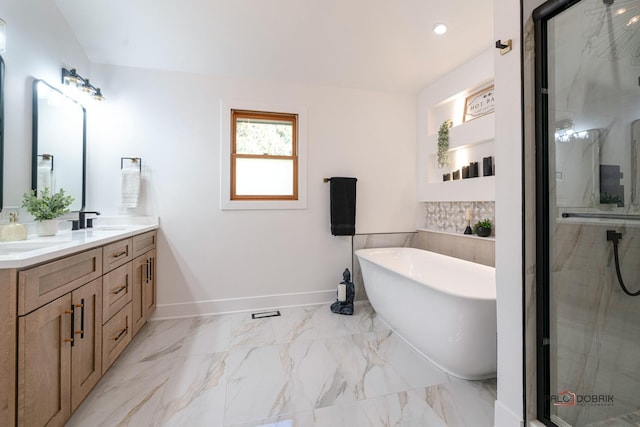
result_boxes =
[463,85,495,122]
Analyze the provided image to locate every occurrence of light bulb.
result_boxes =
[433,23,447,35]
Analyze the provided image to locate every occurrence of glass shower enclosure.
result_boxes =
[535,0,640,425]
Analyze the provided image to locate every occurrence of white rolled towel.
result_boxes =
[37,165,53,193]
[120,168,141,208]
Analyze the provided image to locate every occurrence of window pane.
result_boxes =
[235,118,293,156]
[235,158,294,196]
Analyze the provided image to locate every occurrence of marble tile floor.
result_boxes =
[67,301,496,427]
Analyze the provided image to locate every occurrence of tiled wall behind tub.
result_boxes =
[352,233,417,301]
[422,201,496,234]
[416,230,495,267]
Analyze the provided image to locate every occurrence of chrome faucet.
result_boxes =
[78,211,101,229]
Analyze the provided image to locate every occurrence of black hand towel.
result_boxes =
[329,177,357,236]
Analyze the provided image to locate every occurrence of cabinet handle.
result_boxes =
[113,285,127,295]
[113,276,129,295]
[149,257,154,282]
[112,327,128,341]
[113,250,128,259]
[65,307,75,346]
[75,300,85,339]
[145,259,150,283]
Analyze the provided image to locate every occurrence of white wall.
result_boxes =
[2,0,90,211]
[494,0,524,425]
[4,2,418,317]
[87,65,418,316]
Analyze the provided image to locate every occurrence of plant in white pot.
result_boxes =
[22,188,74,236]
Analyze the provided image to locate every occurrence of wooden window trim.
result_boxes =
[231,109,298,201]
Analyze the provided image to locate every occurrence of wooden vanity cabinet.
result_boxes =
[17,277,102,426]
[0,228,159,427]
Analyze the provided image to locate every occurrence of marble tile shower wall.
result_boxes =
[422,202,496,234]
[553,223,640,426]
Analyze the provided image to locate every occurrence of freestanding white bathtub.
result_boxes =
[355,247,496,380]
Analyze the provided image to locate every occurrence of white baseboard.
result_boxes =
[152,289,336,319]
[494,400,524,427]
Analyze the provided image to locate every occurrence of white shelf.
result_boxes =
[418,63,496,203]
[417,228,496,241]
[420,175,495,202]
[425,113,495,155]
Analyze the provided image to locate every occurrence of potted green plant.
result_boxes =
[437,119,452,169]
[22,188,74,236]
[473,218,493,237]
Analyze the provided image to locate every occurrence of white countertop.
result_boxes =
[0,216,159,269]
[417,228,496,241]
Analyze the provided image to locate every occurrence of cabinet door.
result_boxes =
[131,254,147,337]
[71,278,102,412]
[18,295,72,427]
[143,249,157,319]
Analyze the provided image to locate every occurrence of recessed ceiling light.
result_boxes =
[433,23,447,35]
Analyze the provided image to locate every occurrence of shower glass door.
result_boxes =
[535,0,640,425]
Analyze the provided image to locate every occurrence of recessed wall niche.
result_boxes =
[418,49,496,203]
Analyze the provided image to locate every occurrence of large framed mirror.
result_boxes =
[0,55,5,211]
[32,79,85,211]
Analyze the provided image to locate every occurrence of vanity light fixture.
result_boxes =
[61,67,105,101]
[0,18,6,53]
[433,23,448,35]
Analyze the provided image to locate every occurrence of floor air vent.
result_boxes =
[251,310,281,319]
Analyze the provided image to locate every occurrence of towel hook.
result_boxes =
[121,157,142,172]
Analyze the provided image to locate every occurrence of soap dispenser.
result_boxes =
[1,213,28,242]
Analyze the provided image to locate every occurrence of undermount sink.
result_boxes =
[0,240,64,255]
[90,226,131,232]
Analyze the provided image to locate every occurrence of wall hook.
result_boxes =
[495,39,512,55]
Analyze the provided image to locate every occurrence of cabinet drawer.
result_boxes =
[102,302,132,374]
[102,263,132,323]
[18,248,103,316]
[102,239,132,273]
[132,231,157,258]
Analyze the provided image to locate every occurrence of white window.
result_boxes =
[220,101,307,210]
[231,110,298,200]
